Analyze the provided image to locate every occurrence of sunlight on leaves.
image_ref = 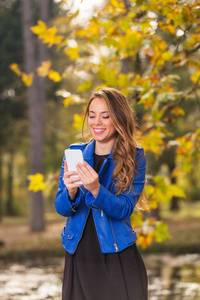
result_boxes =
[37,61,51,77]
[137,231,154,249]
[153,221,171,243]
[142,129,164,155]
[63,97,71,108]
[31,20,63,47]
[78,79,92,92]
[48,70,62,82]
[28,173,46,192]
[9,63,22,76]
[190,70,200,84]
[65,47,80,60]
[73,114,84,130]
[170,107,185,116]
[21,72,34,86]
[10,64,33,86]
[131,212,144,228]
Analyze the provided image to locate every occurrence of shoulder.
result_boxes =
[69,142,88,150]
[136,146,144,157]
[136,146,146,165]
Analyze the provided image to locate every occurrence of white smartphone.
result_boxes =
[64,149,83,184]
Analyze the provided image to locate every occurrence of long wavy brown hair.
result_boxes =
[82,87,147,210]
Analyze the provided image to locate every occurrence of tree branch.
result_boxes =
[162,79,200,117]
[143,80,200,134]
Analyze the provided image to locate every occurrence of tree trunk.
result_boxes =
[120,0,131,74]
[0,147,2,222]
[170,176,180,211]
[21,0,48,231]
[123,0,130,11]
[6,152,14,216]
[38,0,49,123]
[168,161,180,211]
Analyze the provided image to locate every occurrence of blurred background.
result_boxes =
[0,0,200,299]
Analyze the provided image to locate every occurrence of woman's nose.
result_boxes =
[94,116,102,125]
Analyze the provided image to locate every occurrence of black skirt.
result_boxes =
[62,210,148,300]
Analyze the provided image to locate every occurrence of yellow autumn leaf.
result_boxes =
[31,21,63,46]
[21,72,34,86]
[130,212,143,228]
[63,97,71,108]
[37,61,51,77]
[65,47,79,60]
[28,173,46,192]
[52,35,63,45]
[78,79,92,92]
[31,20,47,38]
[9,63,22,76]
[43,27,63,45]
[190,70,200,84]
[76,28,88,38]
[142,129,164,155]
[73,114,84,130]
[148,198,158,209]
[167,184,186,199]
[137,231,154,249]
[153,221,171,243]
[48,70,62,82]
[170,107,185,116]
[176,136,194,155]
[83,21,100,38]
[111,0,124,9]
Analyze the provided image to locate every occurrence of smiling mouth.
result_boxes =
[93,128,106,134]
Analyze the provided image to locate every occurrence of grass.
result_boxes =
[0,201,200,261]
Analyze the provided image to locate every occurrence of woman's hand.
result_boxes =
[76,161,100,198]
[63,160,82,200]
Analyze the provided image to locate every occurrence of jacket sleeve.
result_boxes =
[55,157,81,217]
[85,147,146,220]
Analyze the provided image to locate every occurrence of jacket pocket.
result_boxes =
[125,230,137,245]
[61,226,75,240]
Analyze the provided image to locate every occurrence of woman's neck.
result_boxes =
[94,140,115,155]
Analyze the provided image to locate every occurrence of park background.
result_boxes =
[0,0,200,299]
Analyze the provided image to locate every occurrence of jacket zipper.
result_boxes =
[71,203,79,212]
[73,208,90,253]
[80,186,86,194]
[92,204,104,217]
[109,217,118,252]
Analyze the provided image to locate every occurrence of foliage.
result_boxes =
[28,173,46,192]
[10,0,200,246]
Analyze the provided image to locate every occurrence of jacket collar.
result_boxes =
[83,139,113,161]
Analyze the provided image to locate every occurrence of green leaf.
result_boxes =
[78,79,92,92]
[168,184,186,199]
[154,221,171,243]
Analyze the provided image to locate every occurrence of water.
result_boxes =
[0,254,200,300]
[146,253,200,299]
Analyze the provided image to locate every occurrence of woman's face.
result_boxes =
[88,97,117,145]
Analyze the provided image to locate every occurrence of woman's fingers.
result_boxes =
[76,161,96,177]
[76,161,100,197]
[64,160,68,173]
[76,163,94,182]
[63,169,82,186]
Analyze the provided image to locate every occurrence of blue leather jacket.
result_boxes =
[55,140,146,254]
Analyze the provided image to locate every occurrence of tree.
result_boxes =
[0,0,26,219]
[21,0,49,231]
[13,0,200,247]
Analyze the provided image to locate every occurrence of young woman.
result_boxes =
[55,87,148,300]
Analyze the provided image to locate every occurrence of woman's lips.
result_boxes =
[93,128,106,134]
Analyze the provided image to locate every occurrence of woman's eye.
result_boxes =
[89,116,95,118]
[103,116,109,119]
